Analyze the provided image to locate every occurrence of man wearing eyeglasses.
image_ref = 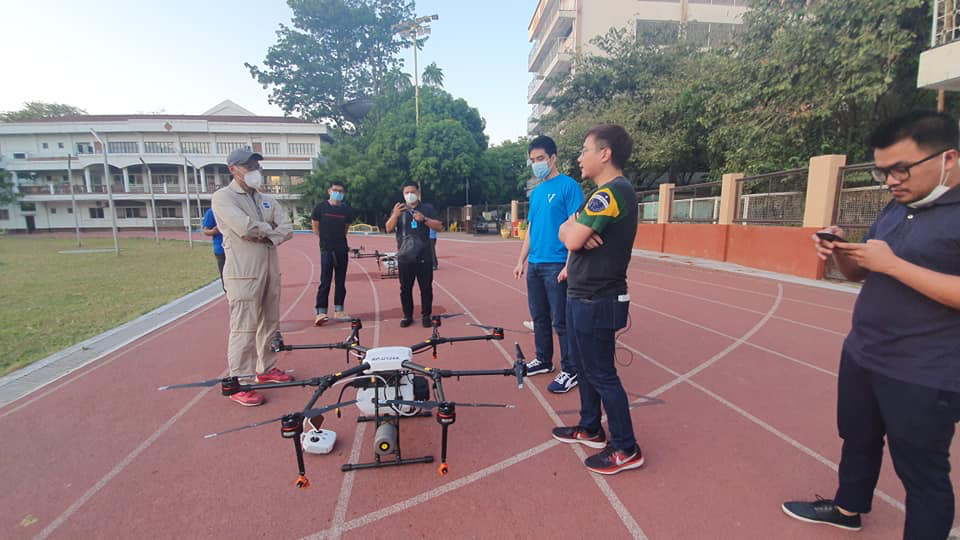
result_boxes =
[783,111,960,539]
[211,147,295,407]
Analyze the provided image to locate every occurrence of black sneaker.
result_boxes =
[584,445,644,475]
[422,317,432,328]
[781,497,862,531]
[400,318,413,328]
[552,426,608,449]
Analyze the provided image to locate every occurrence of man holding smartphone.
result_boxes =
[385,181,443,328]
[783,111,960,539]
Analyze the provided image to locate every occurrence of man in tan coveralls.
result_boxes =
[212,147,294,406]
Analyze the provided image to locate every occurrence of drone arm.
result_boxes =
[408,331,504,353]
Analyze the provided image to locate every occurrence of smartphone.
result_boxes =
[815,231,844,243]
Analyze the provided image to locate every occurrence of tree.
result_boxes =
[0,101,87,122]
[247,0,415,128]
[422,62,444,88]
[299,85,489,225]
[0,171,18,205]
[475,139,530,204]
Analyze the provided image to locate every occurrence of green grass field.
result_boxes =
[0,236,218,376]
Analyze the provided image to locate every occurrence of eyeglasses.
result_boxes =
[870,148,951,183]
[579,144,607,156]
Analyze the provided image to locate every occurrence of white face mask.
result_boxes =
[404,192,418,205]
[243,169,263,190]
[907,154,952,208]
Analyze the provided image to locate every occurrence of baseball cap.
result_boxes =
[226,147,263,166]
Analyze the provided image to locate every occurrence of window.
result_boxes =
[20,202,35,212]
[216,142,245,154]
[89,207,105,219]
[76,143,94,154]
[51,207,57,214]
[120,207,144,219]
[67,207,73,214]
[0,209,9,220]
[160,207,179,218]
[181,141,210,154]
[264,142,281,155]
[288,142,315,155]
[58,142,64,149]
[144,141,176,153]
[636,20,678,46]
[108,141,139,153]
[42,142,49,149]
[13,152,26,159]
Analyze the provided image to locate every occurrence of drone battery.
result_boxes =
[413,375,429,401]
[374,423,398,455]
[301,429,336,455]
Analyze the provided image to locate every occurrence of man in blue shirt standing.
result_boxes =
[513,135,584,393]
[202,207,225,292]
[783,111,960,539]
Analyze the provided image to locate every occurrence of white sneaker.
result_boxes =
[522,320,534,331]
[333,311,350,320]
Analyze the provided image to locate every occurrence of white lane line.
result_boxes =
[328,258,381,539]
[33,247,318,538]
[301,441,560,540]
[0,297,223,421]
[615,339,906,514]
[302,275,648,540]
[443,259,838,379]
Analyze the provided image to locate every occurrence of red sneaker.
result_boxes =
[229,390,265,407]
[256,367,294,384]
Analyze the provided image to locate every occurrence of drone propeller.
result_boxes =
[433,313,463,320]
[380,399,514,410]
[467,322,530,334]
[157,376,235,391]
[203,400,358,439]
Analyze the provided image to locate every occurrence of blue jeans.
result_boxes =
[526,262,574,374]
[567,294,636,451]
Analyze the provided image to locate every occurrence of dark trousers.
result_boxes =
[215,253,226,292]
[315,248,348,313]
[526,262,573,374]
[431,238,438,269]
[834,351,960,540]
[399,256,433,320]
[567,295,636,451]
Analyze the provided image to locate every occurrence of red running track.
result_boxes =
[1,232,956,539]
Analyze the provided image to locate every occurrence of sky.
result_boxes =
[0,0,536,145]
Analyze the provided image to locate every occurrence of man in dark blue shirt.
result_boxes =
[201,208,225,292]
[783,111,960,539]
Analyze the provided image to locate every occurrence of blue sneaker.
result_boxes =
[547,371,578,393]
[525,358,554,376]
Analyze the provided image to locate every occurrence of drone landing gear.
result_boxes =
[342,412,435,472]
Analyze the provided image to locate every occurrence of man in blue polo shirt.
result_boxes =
[201,207,225,292]
[513,135,584,393]
[783,111,960,539]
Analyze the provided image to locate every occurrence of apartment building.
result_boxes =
[917,0,960,93]
[0,100,329,232]
[527,0,750,134]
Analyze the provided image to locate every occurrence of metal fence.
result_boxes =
[637,189,659,223]
[670,181,722,223]
[825,162,891,279]
[735,168,807,226]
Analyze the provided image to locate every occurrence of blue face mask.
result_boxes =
[330,191,344,202]
[531,161,550,180]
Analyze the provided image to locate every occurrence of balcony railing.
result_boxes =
[933,0,960,47]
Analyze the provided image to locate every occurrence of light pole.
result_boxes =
[89,129,120,255]
[139,157,159,245]
[67,153,81,247]
[184,156,203,231]
[393,14,438,127]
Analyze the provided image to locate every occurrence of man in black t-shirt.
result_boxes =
[554,124,643,476]
[311,180,354,326]
[385,181,443,328]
